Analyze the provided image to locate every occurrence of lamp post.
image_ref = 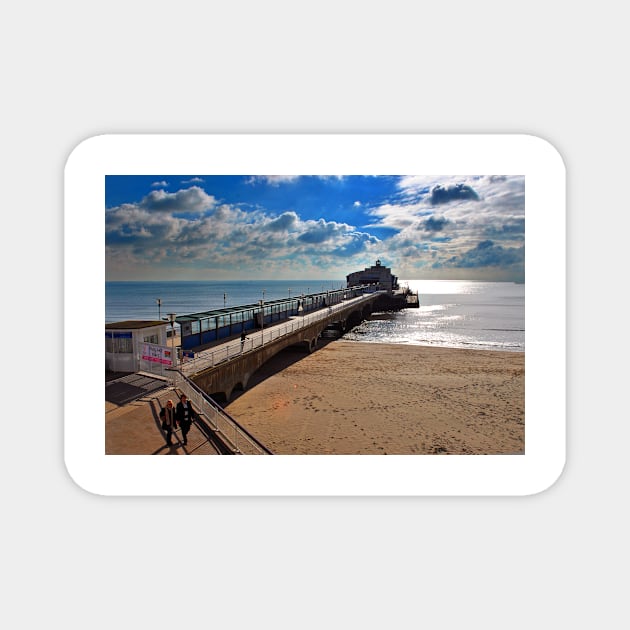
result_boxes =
[156,298,161,320]
[259,299,264,346]
[167,313,177,369]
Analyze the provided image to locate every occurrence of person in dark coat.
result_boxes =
[159,399,177,446]
[176,394,195,446]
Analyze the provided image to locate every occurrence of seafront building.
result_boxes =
[106,320,175,375]
[346,259,399,291]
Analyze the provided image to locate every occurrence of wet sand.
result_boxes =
[224,341,525,455]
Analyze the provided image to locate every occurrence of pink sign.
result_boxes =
[141,343,173,366]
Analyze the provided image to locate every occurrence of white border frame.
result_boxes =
[65,134,565,496]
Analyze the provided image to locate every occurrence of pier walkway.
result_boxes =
[179,290,383,377]
[177,290,384,402]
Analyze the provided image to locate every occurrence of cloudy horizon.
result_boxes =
[105,174,525,282]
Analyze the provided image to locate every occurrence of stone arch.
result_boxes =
[346,309,363,328]
[209,390,228,405]
[242,372,252,390]
[232,381,245,395]
[292,339,314,353]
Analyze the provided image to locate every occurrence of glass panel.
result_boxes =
[114,338,133,353]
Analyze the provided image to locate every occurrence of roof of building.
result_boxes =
[174,292,334,324]
[175,296,297,323]
[105,320,166,330]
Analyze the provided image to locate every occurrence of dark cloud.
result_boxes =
[423,215,448,232]
[449,240,524,269]
[297,218,349,244]
[265,211,298,232]
[484,218,525,240]
[430,183,479,205]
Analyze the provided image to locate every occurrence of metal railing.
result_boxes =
[167,370,272,454]
[179,291,382,377]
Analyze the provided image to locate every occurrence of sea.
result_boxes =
[106,279,524,353]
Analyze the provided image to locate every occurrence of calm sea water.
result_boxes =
[106,279,524,352]
[343,280,524,352]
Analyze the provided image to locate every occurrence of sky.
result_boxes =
[105,174,525,282]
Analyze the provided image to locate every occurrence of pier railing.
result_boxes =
[179,292,381,377]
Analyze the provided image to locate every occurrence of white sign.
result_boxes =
[141,343,173,366]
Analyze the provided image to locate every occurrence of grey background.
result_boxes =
[3,2,625,628]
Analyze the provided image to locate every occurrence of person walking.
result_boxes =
[159,399,177,447]
[176,394,195,446]
[241,330,247,351]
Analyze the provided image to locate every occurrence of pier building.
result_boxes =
[346,259,399,291]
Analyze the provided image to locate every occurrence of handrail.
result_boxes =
[168,370,273,454]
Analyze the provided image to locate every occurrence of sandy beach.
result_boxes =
[224,341,525,455]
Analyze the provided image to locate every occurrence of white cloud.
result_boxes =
[247,175,345,186]
[365,203,425,230]
[106,177,525,281]
[247,175,302,186]
[139,186,217,214]
[106,187,379,279]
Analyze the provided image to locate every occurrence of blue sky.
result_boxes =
[105,175,525,282]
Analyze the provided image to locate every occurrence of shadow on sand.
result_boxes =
[227,338,337,403]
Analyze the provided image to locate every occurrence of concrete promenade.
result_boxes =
[105,377,222,454]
